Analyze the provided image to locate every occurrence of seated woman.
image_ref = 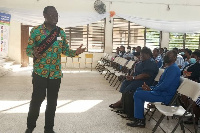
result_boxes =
[179,51,200,124]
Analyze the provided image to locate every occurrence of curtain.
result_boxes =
[117,13,200,33]
[0,7,109,28]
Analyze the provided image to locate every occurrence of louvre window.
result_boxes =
[146,28,161,49]
[169,33,200,51]
[185,33,200,51]
[64,19,105,52]
[169,33,184,50]
[112,18,129,52]
[112,18,161,52]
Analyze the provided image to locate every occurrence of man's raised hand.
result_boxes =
[75,44,86,55]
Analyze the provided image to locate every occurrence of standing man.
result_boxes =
[25,6,85,133]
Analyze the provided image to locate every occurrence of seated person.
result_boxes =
[183,48,192,67]
[127,50,180,128]
[159,48,165,59]
[118,45,126,57]
[179,51,200,124]
[173,48,185,69]
[153,48,162,68]
[109,47,158,108]
[123,46,133,60]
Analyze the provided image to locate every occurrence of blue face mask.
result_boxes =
[189,58,196,64]
[180,52,185,55]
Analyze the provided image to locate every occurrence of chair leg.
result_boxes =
[148,108,157,121]
[152,114,165,133]
[109,74,114,83]
[104,71,108,78]
[116,81,122,90]
[179,119,185,133]
[106,73,111,80]
[171,104,193,133]
[191,109,197,133]
[113,79,119,87]
[110,76,117,86]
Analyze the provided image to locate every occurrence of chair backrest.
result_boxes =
[73,56,80,58]
[126,60,135,69]
[85,54,93,58]
[154,68,165,82]
[106,55,113,61]
[116,57,124,64]
[113,57,120,63]
[119,58,128,66]
[178,78,200,101]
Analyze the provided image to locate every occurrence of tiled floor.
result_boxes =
[0,67,196,133]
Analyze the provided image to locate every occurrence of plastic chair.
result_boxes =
[72,56,81,70]
[152,78,200,133]
[145,68,165,119]
[61,54,67,69]
[85,54,93,71]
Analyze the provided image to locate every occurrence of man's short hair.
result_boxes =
[120,45,125,49]
[127,46,131,49]
[170,50,177,58]
[43,6,56,14]
[185,49,192,55]
[154,48,159,53]
[172,48,179,53]
[141,47,152,57]
[192,51,200,58]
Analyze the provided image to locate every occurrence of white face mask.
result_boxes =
[127,49,131,53]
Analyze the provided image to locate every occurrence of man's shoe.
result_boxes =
[44,130,55,133]
[126,118,146,128]
[25,129,33,133]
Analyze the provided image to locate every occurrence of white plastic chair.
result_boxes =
[145,68,165,120]
[152,77,200,133]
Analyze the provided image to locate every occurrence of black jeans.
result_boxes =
[27,72,61,131]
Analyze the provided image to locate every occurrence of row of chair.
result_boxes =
[61,54,93,71]
[95,54,135,89]
[96,54,200,132]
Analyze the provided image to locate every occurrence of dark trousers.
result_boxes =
[27,73,61,130]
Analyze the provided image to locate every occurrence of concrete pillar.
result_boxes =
[104,16,113,54]
[161,31,169,49]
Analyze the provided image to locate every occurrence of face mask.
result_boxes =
[189,58,196,64]
[127,49,130,52]
[180,52,185,55]
[163,55,171,63]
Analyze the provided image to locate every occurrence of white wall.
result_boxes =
[8,20,21,64]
